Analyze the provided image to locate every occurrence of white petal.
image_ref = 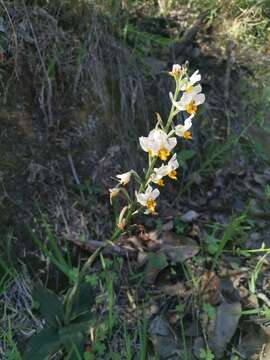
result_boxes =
[152,188,160,200]
[180,91,193,105]
[186,114,195,122]
[158,165,169,177]
[184,117,193,131]
[136,192,147,206]
[167,137,177,150]
[173,159,179,170]
[168,154,179,170]
[172,64,181,71]
[190,70,201,84]
[175,125,185,136]
[190,84,202,95]
[149,128,159,139]
[195,93,205,105]
[139,136,149,152]
[116,171,131,184]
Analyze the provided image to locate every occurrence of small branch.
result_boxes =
[65,236,137,258]
[67,153,86,202]
[68,154,81,186]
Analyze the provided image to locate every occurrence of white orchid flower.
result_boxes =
[170,88,205,116]
[166,153,179,179]
[136,185,160,214]
[181,70,201,92]
[116,171,132,185]
[175,115,194,140]
[150,164,168,186]
[169,64,182,79]
[139,129,177,161]
[150,154,179,185]
[169,63,189,79]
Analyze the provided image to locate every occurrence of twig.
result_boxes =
[65,236,137,258]
[67,154,81,186]
[67,153,86,202]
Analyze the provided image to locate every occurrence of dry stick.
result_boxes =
[67,154,86,203]
[65,236,137,258]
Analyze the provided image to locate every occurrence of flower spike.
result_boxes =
[110,62,204,235]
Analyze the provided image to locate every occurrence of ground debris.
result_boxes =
[149,315,181,360]
[208,301,242,359]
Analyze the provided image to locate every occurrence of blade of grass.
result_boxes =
[211,212,247,270]
[138,316,148,360]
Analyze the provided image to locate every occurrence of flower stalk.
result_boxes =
[110,63,205,236]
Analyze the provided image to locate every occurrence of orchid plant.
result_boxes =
[110,63,205,239]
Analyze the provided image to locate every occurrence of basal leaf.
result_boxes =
[24,327,61,360]
[59,320,92,343]
[33,287,65,326]
[70,282,95,320]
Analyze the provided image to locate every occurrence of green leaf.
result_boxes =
[70,282,95,320]
[85,274,98,287]
[59,320,92,345]
[83,352,93,360]
[63,336,85,360]
[92,341,106,355]
[33,287,64,326]
[205,235,220,255]
[180,149,196,161]
[59,316,93,358]
[148,252,168,269]
[202,303,216,319]
[24,327,61,360]
[199,348,215,360]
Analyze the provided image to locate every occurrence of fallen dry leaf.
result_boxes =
[238,323,269,359]
[160,282,187,297]
[200,271,221,305]
[158,231,200,263]
[209,301,242,359]
[149,315,181,360]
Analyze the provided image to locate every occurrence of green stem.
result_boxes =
[139,83,180,193]
[165,83,179,132]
